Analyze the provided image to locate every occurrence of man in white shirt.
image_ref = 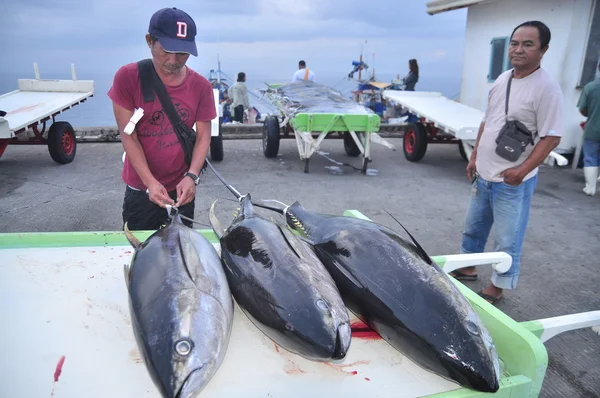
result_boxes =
[291,60,316,82]
[227,72,251,123]
[449,21,563,305]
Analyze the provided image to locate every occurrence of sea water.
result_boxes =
[0,70,460,128]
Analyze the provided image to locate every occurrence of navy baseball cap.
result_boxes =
[148,7,198,57]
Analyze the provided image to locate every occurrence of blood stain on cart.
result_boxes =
[350,320,381,340]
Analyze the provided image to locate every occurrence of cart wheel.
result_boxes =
[48,121,76,164]
[403,123,427,162]
[263,116,280,158]
[0,139,9,159]
[210,123,224,162]
[343,133,361,157]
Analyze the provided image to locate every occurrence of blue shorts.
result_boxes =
[583,139,600,167]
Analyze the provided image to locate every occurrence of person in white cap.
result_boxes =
[108,7,216,230]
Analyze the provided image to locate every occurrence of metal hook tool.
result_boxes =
[165,204,178,218]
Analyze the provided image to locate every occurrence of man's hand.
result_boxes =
[466,122,485,182]
[466,151,477,181]
[146,180,175,208]
[176,176,197,206]
[500,166,526,186]
[501,136,561,186]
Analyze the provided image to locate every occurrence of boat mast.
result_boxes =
[359,42,363,81]
[217,54,222,86]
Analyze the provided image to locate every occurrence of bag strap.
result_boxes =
[137,59,198,168]
[136,60,208,172]
[138,59,156,103]
[505,70,513,120]
[137,59,190,138]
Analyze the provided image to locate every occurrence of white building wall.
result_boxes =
[458,0,594,153]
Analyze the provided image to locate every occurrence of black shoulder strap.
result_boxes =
[137,59,155,103]
[505,71,513,120]
[137,59,185,133]
[136,59,196,165]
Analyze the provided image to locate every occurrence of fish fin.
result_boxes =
[123,263,131,291]
[251,198,287,214]
[178,229,202,284]
[286,227,318,252]
[275,221,316,261]
[383,210,434,265]
[209,200,225,239]
[124,222,142,250]
[298,235,316,247]
[335,258,364,289]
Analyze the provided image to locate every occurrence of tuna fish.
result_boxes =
[252,199,501,393]
[209,193,351,361]
[124,208,234,398]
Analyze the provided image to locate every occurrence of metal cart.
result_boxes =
[0,63,94,164]
[259,81,396,174]
[1,209,597,398]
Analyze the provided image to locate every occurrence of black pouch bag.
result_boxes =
[494,72,535,162]
[137,59,196,166]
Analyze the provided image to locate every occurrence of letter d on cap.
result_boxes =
[176,21,187,38]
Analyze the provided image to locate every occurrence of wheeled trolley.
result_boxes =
[0,63,94,164]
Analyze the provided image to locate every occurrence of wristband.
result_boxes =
[124,108,144,135]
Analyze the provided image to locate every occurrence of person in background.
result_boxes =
[449,21,563,305]
[227,72,251,123]
[107,7,216,230]
[577,61,600,196]
[402,59,419,91]
[291,60,316,82]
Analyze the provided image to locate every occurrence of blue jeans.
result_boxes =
[461,174,538,290]
[582,139,600,167]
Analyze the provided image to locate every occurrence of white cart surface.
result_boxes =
[0,74,94,138]
[382,90,484,140]
[1,244,468,398]
[3,220,600,398]
[382,90,568,166]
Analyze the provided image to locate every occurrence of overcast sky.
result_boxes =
[1,0,467,83]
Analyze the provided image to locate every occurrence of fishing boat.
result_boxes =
[345,49,401,124]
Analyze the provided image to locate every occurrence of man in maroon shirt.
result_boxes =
[108,7,216,230]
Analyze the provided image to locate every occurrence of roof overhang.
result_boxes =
[425,0,500,15]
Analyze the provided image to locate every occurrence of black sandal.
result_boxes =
[477,290,503,305]
[449,269,478,281]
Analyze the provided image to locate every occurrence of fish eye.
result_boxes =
[316,299,329,311]
[466,321,480,336]
[175,339,193,356]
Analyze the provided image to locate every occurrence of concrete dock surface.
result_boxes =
[0,138,598,397]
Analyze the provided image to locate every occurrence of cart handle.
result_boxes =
[432,252,512,274]
[520,310,600,343]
